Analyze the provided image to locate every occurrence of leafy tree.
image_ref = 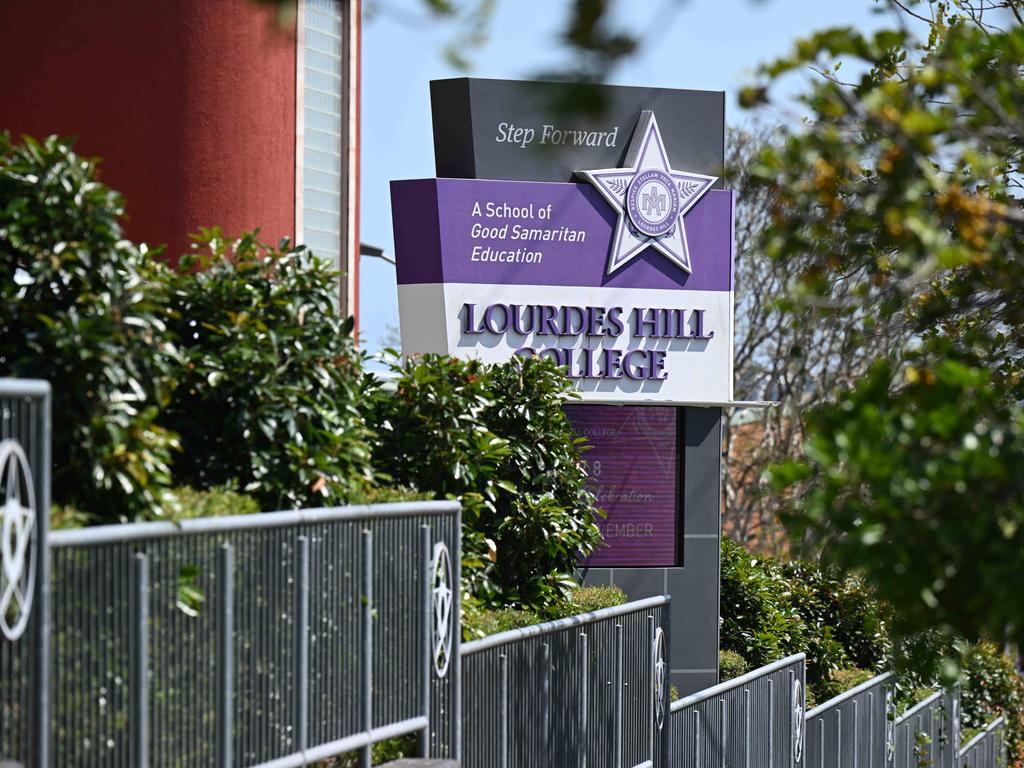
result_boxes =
[742,1,1024,664]
[724,126,912,553]
[0,134,178,520]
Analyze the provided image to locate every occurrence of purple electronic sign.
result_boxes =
[565,404,678,567]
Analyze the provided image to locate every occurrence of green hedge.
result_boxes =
[721,535,1022,756]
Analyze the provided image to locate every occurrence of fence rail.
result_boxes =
[959,717,1006,768]
[668,652,806,767]
[460,595,670,768]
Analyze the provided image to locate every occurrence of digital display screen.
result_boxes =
[565,404,679,567]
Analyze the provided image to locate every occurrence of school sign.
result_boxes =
[392,79,732,694]
[392,110,735,405]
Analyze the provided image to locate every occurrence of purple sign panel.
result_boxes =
[391,178,734,292]
[565,404,678,567]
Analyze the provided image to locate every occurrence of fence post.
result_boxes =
[836,709,842,768]
[295,535,310,756]
[694,711,701,766]
[578,630,589,768]
[452,511,462,765]
[360,529,373,768]
[500,653,509,768]
[788,669,796,768]
[720,698,727,768]
[419,524,431,757]
[648,616,655,764]
[131,552,150,768]
[853,700,859,768]
[33,386,52,768]
[745,688,752,768]
[662,597,671,768]
[541,642,551,767]
[869,692,875,768]
[216,543,234,768]
[767,678,774,768]
[614,623,623,768]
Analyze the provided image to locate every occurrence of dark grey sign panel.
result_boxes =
[431,78,725,184]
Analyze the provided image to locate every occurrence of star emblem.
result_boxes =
[578,111,717,276]
[0,439,37,641]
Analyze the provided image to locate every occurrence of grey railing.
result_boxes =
[959,717,1006,768]
[804,671,893,768]
[460,595,671,768]
[668,652,807,767]
[45,500,461,768]
[0,380,51,767]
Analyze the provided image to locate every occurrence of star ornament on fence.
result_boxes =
[578,110,717,276]
[652,627,667,731]
[792,679,806,764]
[0,439,37,642]
[431,541,454,678]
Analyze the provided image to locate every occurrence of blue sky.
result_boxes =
[359,0,889,358]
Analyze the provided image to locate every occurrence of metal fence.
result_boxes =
[0,376,463,768]
[0,378,1017,768]
[44,502,461,767]
[959,717,1006,768]
[668,653,807,767]
[804,671,894,768]
[460,595,670,768]
[803,674,973,768]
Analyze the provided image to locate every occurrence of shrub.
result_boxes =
[553,585,626,617]
[159,229,375,510]
[463,585,626,640]
[720,536,807,669]
[158,485,260,520]
[51,486,259,529]
[0,134,177,521]
[719,650,749,682]
[817,667,876,703]
[783,563,890,669]
[782,561,891,688]
[722,537,892,702]
[959,641,1024,759]
[462,601,538,640]
[50,504,91,530]
[366,354,603,611]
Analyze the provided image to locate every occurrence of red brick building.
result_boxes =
[0,0,361,323]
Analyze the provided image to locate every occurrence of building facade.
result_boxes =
[0,0,361,322]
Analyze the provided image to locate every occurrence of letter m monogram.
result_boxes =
[643,189,666,216]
